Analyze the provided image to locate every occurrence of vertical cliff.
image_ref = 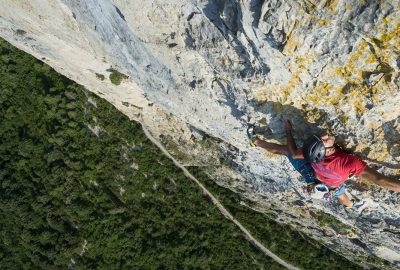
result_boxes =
[1,0,399,268]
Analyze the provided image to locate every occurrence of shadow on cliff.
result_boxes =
[250,101,328,143]
[250,101,400,172]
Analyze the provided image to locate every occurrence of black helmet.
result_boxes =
[303,135,325,163]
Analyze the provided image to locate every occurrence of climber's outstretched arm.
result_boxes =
[284,119,303,159]
[359,166,400,192]
[284,119,297,156]
[253,139,289,156]
[253,119,304,157]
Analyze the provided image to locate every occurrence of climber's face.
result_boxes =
[320,134,335,148]
[320,134,336,156]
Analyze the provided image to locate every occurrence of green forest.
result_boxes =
[0,37,363,269]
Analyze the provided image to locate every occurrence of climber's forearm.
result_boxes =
[359,166,400,192]
[253,139,288,156]
[286,130,297,156]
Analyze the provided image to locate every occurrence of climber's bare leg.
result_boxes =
[337,193,353,207]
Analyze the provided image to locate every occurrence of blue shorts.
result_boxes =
[287,155,318,184]
[332,183,346,197]
[287,155,345,197]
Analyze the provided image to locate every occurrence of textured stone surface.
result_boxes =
[1,0,400,268]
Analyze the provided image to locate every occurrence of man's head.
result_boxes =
[303,134,336,163]
[320,134,336,156]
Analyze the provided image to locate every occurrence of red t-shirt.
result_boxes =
[311,150,367,187]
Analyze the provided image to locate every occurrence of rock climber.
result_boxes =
[248,119,400,208]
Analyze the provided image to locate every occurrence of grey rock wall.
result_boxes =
[1,0,399,268]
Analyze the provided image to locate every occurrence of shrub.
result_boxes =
[107,68,128,85]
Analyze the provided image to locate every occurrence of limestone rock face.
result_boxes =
[1,0,399,268]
